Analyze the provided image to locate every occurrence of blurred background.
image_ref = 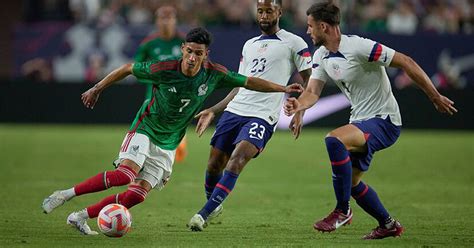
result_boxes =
[0,0,472,129]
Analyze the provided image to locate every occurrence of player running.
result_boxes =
[284,2,457,239]
[41,27,302,235]
[187,0,312,231]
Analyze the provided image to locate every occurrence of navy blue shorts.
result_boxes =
[350,116,401,171]
[210,111,275,157]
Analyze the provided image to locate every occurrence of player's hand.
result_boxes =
[431,95,457,115]
[284,97,301,116]
[290,111,303,140]
[194,109,215,137]
[285,83,304,94]
[81,86,101,109]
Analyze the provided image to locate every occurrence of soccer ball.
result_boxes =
[97,204,132,237]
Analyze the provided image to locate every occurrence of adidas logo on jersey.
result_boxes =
[168,87,177,93]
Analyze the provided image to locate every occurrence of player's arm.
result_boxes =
[81,63,133,109]
[389,52,457,115]
[298,68,312,88]
[284,78,325,116]
[194,88,240,137]
[245,76,303,93]
[195,77,303,137]
[289,68,312,139]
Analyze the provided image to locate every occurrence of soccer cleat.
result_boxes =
[203,204,223,228]
[313,208,353,233]
[207,204,223,221]
[42,191,67,214]
[187,214,206,232]
[67,212,98,235]
[362,220,404,240]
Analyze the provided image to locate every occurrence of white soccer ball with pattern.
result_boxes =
[97,204,132,237]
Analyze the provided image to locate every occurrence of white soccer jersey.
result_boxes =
[311,35,402,125]
[225,29,312,125]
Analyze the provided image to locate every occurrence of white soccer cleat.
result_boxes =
[42,191,67,214]
[204,204,223,227]
[187,214,206,232]
[67,212,98,235]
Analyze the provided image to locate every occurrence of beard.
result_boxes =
[313,36,325,47]
[259,19,278,33]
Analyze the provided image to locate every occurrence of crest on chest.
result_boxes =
[331,63,342,78]
[257,43,269,53]
[198,84,208,96]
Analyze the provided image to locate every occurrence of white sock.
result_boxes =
[62,188,76,201]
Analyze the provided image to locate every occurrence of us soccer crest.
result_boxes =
[258,43,268,53]
[198,84,208,96]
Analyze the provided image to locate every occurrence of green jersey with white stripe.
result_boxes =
[130,58,247,150]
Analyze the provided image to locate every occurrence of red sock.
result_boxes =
[86,185,148,218]
[74,165,137,196]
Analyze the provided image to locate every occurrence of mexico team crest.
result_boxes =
[198,84,208,96]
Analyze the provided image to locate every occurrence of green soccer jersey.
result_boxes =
[134,34,184,100]
[130,58,247,150]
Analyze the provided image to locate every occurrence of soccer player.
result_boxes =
[41,27,302,235]
[284,2,457,239]
[134,5,188,163]
[187,0,312,231]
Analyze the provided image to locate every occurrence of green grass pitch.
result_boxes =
[0,124,473,247]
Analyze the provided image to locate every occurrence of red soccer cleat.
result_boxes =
[363,220,404,240]
[313,208,353,232]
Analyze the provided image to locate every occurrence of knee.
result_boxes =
[207,158,224,175]
[120,185,148,208]
[325,135,344,150]
[352,168,364,187]
[351,177,361,188]
[109,165,137,187]
[226,154,249,174]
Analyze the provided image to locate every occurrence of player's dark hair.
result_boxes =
[306,1,340,26]
[185,27,213,47]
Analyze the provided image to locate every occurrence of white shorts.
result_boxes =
[117,132,175,190]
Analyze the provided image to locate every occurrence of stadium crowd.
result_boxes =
[24,0,474,34]
[18,0,473,90]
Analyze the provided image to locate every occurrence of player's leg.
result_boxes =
[314,124,366,232]
[189,141,258,231]
[351,168,402,239]
[200,140,257,216]
[204,111,240,201]
[198,111,241,224]
[42,132,147,214]
[189,115,273,231]
[67,146,173,236]
[349,117,403,239]
[42,159,140,214]
[67,179,152,235]
[199,147,229,224]
[205,147,230,200]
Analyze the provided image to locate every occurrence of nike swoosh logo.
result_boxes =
[335,219,348,229]
[277,93,350,129]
